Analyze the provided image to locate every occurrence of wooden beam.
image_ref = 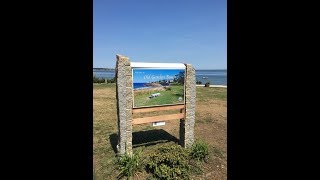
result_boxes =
[132,104,185,114]
[132,113,185,125]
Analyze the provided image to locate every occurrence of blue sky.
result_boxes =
[133,69,184,83]
[94,0,226,70]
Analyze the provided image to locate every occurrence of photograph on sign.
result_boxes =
[132,68,185,108]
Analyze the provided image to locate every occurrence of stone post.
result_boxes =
[180,64,196,148]
[116,54,133,155]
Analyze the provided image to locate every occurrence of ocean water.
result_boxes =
[93,69,115,79]
[133,83,151,89]
[195,70,227,85]
[93,69,227,85]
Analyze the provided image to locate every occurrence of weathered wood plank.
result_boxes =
[132,104,185,114]
[132,113,185,125]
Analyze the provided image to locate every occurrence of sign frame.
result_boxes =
[131,62,186,109]
[116,55,195,155]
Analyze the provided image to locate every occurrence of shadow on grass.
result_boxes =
[174,93,184,97]
[109,129,179,154]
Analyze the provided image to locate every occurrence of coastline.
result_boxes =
[134,86,166,91]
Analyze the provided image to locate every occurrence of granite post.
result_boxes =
[180,64,196,148]
[116,54,133,155]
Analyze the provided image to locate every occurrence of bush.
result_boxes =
[117,151,143,179]
[164,86,171,91]
[147,145,191,179]
[190,141,209,161]
[93,75,105,83]
[204,82,210,87]
[196,80,202,85]
[107,77,116,83]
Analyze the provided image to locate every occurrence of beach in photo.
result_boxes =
[133,69,185,108]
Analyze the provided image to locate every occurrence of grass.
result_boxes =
[93,83,227,179]
[92,83,116,89]
[196,86,227,101]
[133,85,184,107]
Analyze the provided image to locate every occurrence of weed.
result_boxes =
[191,141,209,161]
[117,150,144,179]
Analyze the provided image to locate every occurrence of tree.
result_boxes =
[174,71,185,85]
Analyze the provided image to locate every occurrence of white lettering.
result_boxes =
[143,74,175,80]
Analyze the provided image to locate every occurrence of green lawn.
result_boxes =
[134,85,184,107]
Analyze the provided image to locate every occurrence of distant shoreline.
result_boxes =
[93,68,115,70]
[94,69,227,86]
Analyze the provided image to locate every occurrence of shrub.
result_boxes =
[196,80,202,85]
[164,86,171,91]
[190,141,209,161]
[147,145,191,179]
[93,75,105,83]
[117,151,143,179]
[204,82,210,87]
[107,77,116,83]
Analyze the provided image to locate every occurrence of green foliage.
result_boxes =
[107,77,116,83]
[190,141,209,161]
[93,74,105,83]
[117,151,143,179]
[147,145,191,179]
[173,71,185,85]
[93,74,115,84]
[164,86,172,91]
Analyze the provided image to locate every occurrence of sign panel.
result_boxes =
[132,63,185,108]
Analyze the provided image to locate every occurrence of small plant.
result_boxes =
[204,82,210,87]
[147,145,191,179]
[190,141,209,161]
[117,151,143,179]
[164,86,172,91]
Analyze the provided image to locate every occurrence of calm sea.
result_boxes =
[133,83,151,89]
[93,69,227,85]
